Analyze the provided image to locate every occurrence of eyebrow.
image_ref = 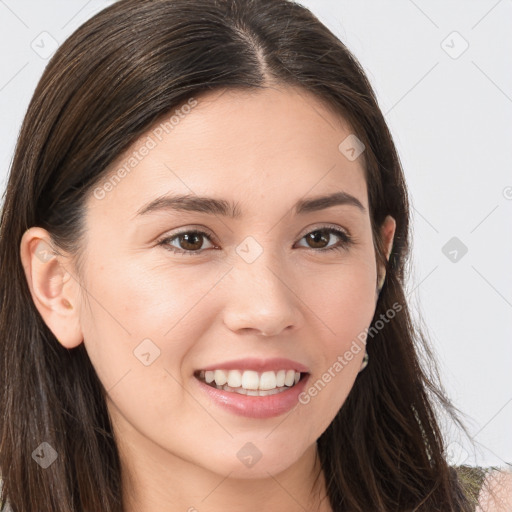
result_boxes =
[135,191,366,218]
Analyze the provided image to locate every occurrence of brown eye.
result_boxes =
[304,230,330,249]
[296,227,353,253]
[177,232,204,251]
[158,230,216,255]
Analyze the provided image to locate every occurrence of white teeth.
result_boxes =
[214,369,228,386]
[259,371,277,390]
[241,370,260,390]
[284,369,295,386]
[227,369,242,388]
[200,369,304,392]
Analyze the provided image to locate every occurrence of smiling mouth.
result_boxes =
[194,369,309,396]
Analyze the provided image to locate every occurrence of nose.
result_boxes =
[222,254,304,337]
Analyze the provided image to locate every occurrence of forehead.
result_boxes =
[88,85,368,220]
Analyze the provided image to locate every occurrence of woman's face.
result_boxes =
[32,86,395,481]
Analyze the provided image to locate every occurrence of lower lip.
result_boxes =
[194,374,310,419]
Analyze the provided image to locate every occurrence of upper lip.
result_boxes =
[197,357,310,373]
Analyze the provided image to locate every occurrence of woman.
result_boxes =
[0,0,506,510]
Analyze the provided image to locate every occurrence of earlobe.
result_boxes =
[19,227,84,349]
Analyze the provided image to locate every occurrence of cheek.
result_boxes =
[301,254,377,340]
[293,260,377,425]
[77,257,212,449]
[81,249,218,337]
[77,252,229,388]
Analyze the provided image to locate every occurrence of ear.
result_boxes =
[19,227,83,348]
[376,215,396,294]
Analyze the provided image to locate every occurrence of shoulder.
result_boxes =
[475,468,512,512]
[454,465,512,511]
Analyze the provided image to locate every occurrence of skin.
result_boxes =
[477,470,512,512]
[20,85,395,512]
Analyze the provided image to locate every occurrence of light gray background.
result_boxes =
[0,0,510,468]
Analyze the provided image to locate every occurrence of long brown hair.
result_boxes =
[0,0,473,510]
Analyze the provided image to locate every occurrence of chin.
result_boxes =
[195,437,310,479]
[211,457,295,480]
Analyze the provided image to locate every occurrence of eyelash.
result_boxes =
[156,225,354,256]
